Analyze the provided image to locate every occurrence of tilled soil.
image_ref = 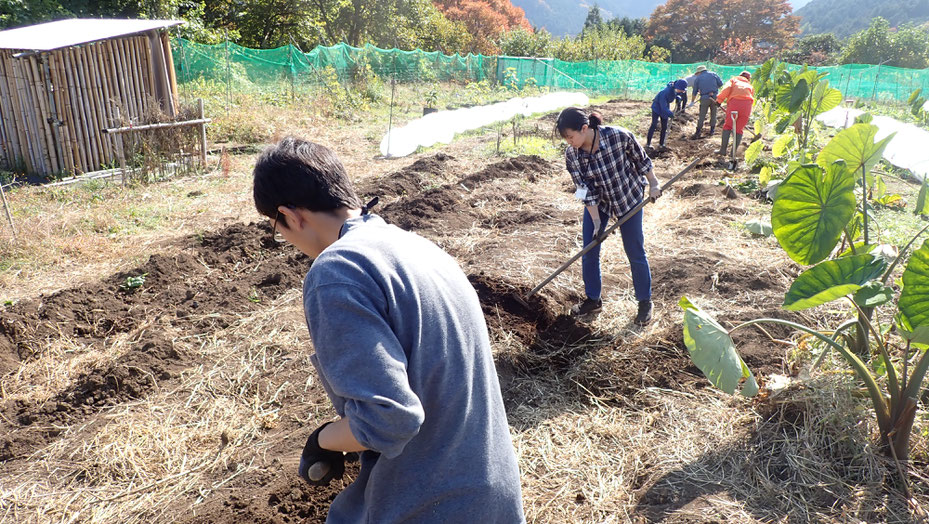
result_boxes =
[0,99,784,522]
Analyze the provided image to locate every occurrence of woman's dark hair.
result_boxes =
[252,137,363,222]
[554,107,603,139]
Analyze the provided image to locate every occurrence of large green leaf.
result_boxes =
[745,219,773,236]
[817,124,895,176]
[679,297,758,397]
[810,81,842,115]
[775,110,801,134]
[777,79,809,114]
[759,165,774,186]
[915,178,929,217]
[772,133,794,158]
[744,140,763,165]
[772,161,858,265]
[898,239,929,333]
[783,254,887,310]
[853,281,894,308]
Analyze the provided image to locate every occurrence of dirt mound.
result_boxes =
[570,327,706,404]
[357,153,455,200]
[183,465,360,524]
[461,155,553,185]
[649,252,780,302]
[0,334,184,461]
[0,222,311,460]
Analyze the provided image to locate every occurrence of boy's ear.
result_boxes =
[278,205,303,230]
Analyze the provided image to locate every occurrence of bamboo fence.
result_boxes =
[0,30,188,176]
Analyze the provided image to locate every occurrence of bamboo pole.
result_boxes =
[85,45,112,162]
[30,55,59,173]
[0,51,22,169]
[109,39,131,119]
[141,36,156,100]
[90,43,113,161]
[23,55,53,174]
[148,32,170,113]
[73,47,101,170]
[10,58,38,174]
[56,50,80,174]
[127,37,144,115]
[9,53,35,172]
[48,52,74,174]
[62,48,88,172]
[39,54,66,174]
[161,31,178,115]
[102,39,123,120]
[126,38,143,118]
[120,38,140,119]
[3,51,30,171]
[103,117,211,134]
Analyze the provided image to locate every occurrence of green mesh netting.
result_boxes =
[497,56,929,102]
[171,38,929,103]
[172,38,492,88]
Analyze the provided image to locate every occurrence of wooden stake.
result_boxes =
[198,97,207,168]
[0,182,15,241]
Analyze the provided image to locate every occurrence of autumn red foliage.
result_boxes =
[646,0,799,63]
[434,0,532,54]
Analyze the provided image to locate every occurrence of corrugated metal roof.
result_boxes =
[0,18,184,51]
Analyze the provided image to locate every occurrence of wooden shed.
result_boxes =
[0,19,183,176]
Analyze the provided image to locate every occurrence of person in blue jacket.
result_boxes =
[646,79,688,151]
[253,137,525,523]
[691,65,724,139]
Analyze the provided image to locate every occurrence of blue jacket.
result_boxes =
[692,71,723,99]
[651,82,679,118]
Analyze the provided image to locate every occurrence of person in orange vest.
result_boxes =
[716,71,755,156]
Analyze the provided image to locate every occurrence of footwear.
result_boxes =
[690,132,702,140]
[571,298,602,316]
[634,300,652,325]
[734,133,743,152]
[657,144,670,152]
[708,127,715,136]
[719,130,731,156]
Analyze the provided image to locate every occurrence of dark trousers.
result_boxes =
[647,111,668,146]
[582,206,651,302]
[696,97,718,134]
[675,92,687,112]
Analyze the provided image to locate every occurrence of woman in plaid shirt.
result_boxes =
[556,107,662,325]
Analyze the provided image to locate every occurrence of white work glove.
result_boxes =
[649,184,662,202]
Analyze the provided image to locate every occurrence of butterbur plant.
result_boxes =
[681,121,929,464]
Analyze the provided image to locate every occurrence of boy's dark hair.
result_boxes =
[253,137,363,221]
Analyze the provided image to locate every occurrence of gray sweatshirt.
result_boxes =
[303,214,525,524]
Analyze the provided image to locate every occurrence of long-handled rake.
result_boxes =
[515,156,703,309]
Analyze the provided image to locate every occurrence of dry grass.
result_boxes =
[0,290,324,523]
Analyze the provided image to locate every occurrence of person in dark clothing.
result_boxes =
[647,79,688,151]
[691,65,723,139]
[675,74,696,114]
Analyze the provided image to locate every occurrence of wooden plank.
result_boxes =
[62,48,88,172]
[48,52,74,174]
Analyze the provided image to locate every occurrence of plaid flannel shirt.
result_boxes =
[566,126,653,219]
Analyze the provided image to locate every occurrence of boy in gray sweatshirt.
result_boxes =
[252,137,525,524]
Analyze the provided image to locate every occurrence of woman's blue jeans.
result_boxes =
[582,206,651,302]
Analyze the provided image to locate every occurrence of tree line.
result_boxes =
[1,0,928,68]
